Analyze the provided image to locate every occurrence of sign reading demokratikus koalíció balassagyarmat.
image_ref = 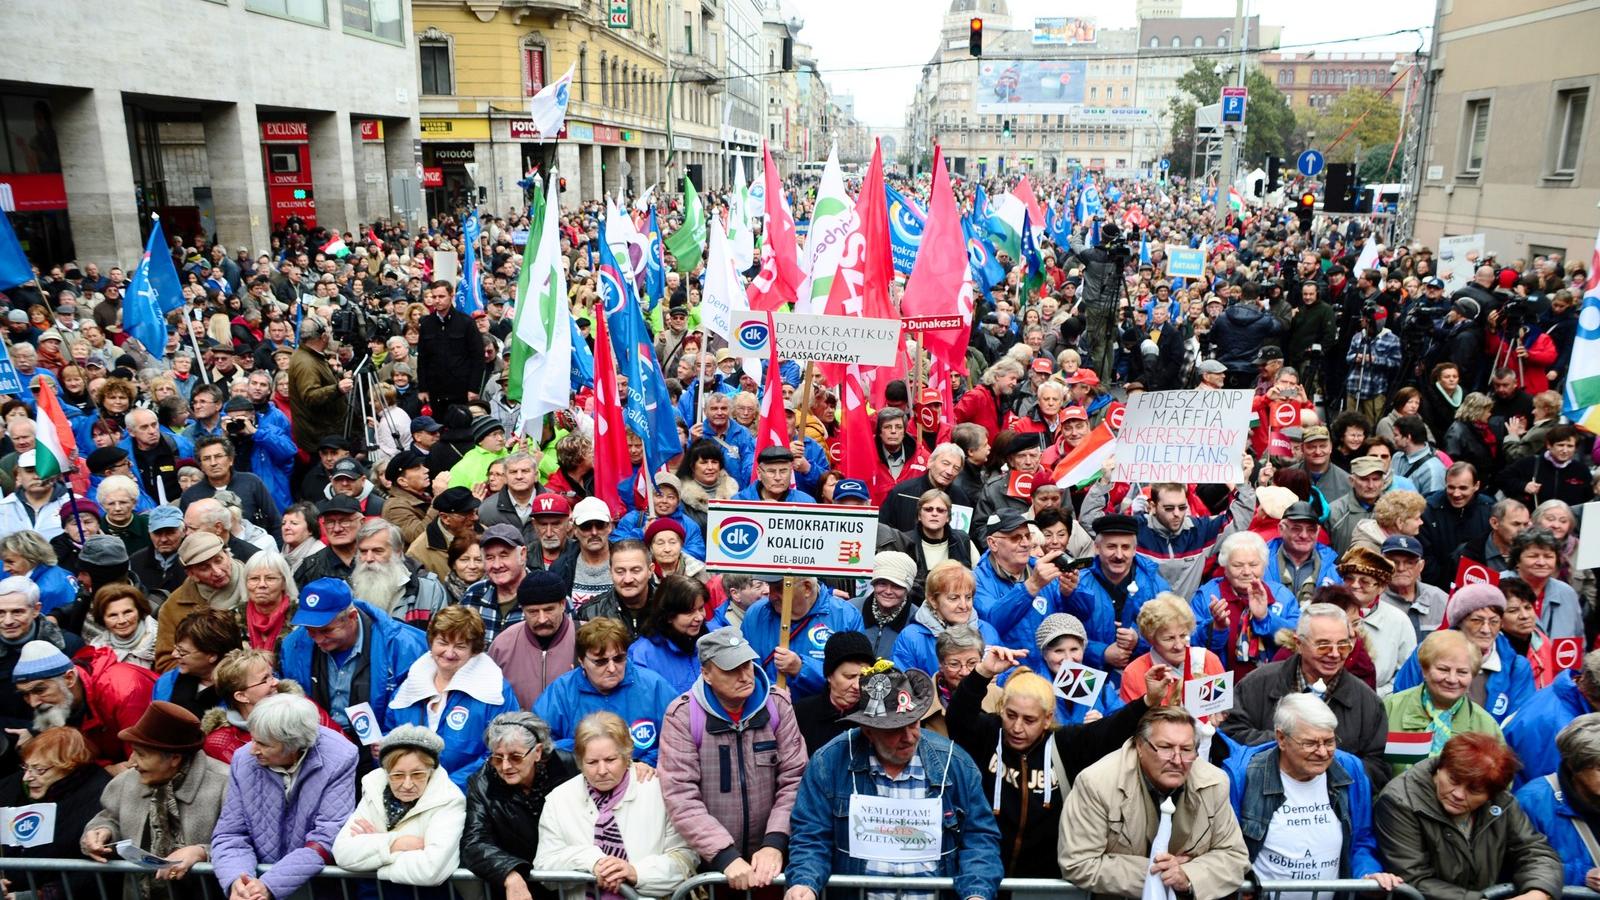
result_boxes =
[704,500,878,577]
[1111,389,1252,484]
[728,312,901,366]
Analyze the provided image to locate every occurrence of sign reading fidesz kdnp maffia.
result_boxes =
[1112,389,1252,484]
[705,500,877,577]
[728,313,901,366]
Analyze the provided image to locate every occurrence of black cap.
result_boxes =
[385,449,427,482]
[1282,501,1320,523]
[317,435,352,451]
[330,458,366,480]
[987,509,1031,536]
[410,415,443,434]
[223,397,253,414]
[433,487,481,513]
[757,445,795,464]
[997,431,1043,458]
[1253,346,1284,364]
[317,495,362,517]
[516,570,568,607]
[87,446,129,475]
[823,630,876,677]
[1093,514,1139,537]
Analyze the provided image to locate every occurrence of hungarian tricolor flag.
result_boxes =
[321,236,350,259]
[32,379,85,493]
[1052,422,1116,489]
[1384,731,1432,768]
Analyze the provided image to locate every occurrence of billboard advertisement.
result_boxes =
[975,59,1087,113]
[1033,17,1097,46]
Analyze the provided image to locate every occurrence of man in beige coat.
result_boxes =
[1058,706,1249,900]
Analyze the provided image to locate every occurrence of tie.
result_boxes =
[1143,796,1178,900]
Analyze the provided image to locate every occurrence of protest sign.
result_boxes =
[346,702,384,745]
[1053,662,1107,709]
[706,500,877,577]
[1183,670,1234,718]
[1165,246,1205,279]
[1452,557,1499,592]
[1577,502,1600,571]
[433,250,459,285]
[1112,390,1251,484]
[1,803,54,848]
[1438,234,1486,293]
[729,312,901,366]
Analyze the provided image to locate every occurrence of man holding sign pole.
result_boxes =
[741,575,863,700]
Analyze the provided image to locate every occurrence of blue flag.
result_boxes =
[643,206,666,312]
[0,210,33,292]
[884,183,927,276]
[1139,233,1152,266]
[0,342,23,395]
[1045,201,1072,248]
[973,185,992,224]
[961,213,1005,301]
[569,318,594,391]
[124,217,185,360]
[597,224,681,472]
[455,211,483,314]
[1089,217,1101,247]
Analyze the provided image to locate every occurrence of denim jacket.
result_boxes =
[784,729,1004,900]
[1227,744,1382,880]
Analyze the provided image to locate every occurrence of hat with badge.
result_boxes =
[530,493,573,518]
[842,663,936,729]
[697,626,760,671]
[833,478,870,502]
[293,577,355,627]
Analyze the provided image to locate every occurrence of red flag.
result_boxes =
[1013,175,1046,229]
[590,302,630,518]
[900,145,975,376]
[820,139,896,388]
[753,313,790,458]
[747,143,804,311]
[836,364,875,482]
[366,227,384,250]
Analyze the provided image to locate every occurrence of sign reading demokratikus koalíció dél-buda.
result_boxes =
[1111,389,1252,485]
[704,500,878,577]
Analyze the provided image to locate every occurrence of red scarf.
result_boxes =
[1219,580,1268,676]
[246,596,292,651]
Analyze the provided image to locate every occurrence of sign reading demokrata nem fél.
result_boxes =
[1112,389,1252,484]
[728,312,901,366]
[705,500,877,577]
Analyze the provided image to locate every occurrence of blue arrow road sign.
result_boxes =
[1158,159,1170,171]
[1297,149,1325,178]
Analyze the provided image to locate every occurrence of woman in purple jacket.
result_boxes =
[210,693,360,900]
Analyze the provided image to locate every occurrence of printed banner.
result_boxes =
[1165,246,1205,280]
[1183,670,1234,718]
[729,312,901,366]
[1112,390,1251,484]
[1053,662,1107,709]
[706,500,877,576]
[0,803,54,848]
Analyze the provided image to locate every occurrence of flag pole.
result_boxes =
[776,575,795,691]
[693,327,709,429]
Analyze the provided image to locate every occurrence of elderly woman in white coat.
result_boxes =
[332,725,467,887]
[533,712,697,899]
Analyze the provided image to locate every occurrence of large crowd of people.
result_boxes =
[0,163,1595,900]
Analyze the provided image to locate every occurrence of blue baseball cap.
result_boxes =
[833,478,869,502]
[294,578,355,627]
[410,415,443,434]
[1381,535,1424,558]
[147,505,184,531]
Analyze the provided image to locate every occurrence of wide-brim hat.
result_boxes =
[842,666,936,729]
[118,701,204,751]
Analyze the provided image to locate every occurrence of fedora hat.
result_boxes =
[842,664,935,729]
[117,701,204,752]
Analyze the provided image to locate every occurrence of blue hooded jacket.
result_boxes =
[1504,669,1592,787]
[241,412,298,514]
[890,604,1001,678]
[628,631,700,696]
[611,506,708,560]
[1390,632,1535,724]
[1262,538,1344,596]
[385,653,521,788]
[731,482,816,503]
[25,564,78,617]
[982,554,1171,670]
[784,728,1004,900]
[1514,771,1597,887]
[533,663,678,765]
[1227,743,1383,879]
[278,600,428,731]
[1191,576,1301,667]
[741,593,864,699]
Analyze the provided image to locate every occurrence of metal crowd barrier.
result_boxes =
[668,872,1434,900]
[0,859,621,900]
[1483,888,1600,899]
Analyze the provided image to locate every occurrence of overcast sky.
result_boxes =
[794,0,1436,128]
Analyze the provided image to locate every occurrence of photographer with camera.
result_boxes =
[1066,221,1134,378]
[1428,298,1487,392]
[1286,282,1336,403]
[1344,302,1402,423]
[1485,294,1559,395]
[1395,277,1451,387]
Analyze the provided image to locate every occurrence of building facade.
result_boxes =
[1260,52,1402,112]
[1413,0,1600,264]
[0,0,420,269]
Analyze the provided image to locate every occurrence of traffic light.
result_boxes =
[1295,191,1316,233]
[1323,163,1356,213]
[969,17,983,56]
[1266,156,1283,194]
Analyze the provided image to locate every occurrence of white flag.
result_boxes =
[528,64,575,138]
[728,159,755,272]
[1,803,55,848]
[702,217,747,341]
[797,145,857,314]
[516,174,574,429]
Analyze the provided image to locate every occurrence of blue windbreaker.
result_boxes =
[386,653,521,787]
[278,600,428,730]
[628,632,700,696]
[1504,669,1591,787]
[740,595,864,699]
[533,664,679,765]
[1191,577,1301,667]
[611,506,708,560]
[1515,771,1597,887]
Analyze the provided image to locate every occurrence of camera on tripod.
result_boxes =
[1499,296,1533,335]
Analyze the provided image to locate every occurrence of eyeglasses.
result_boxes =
[1287,736,1337,753]
[387,769,432,786]
[1141,737,1198,763]
[1308,640,1356,657]
[21,764,55,777]
[585,653,628,669]
[244,672,276,692]
[489,750,532,767]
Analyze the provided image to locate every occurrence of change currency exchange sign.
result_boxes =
[1112,389,1252,484]
[705,500,877,577]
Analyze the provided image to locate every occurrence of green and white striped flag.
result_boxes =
[509,174,573,433]
[727,157,754,272]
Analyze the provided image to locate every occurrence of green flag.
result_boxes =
[512,174,572,433]
[507,179,546,403]
[663,176,706,272]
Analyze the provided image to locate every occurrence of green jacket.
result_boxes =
[1382,685,1502,775]
[448,445,509,489]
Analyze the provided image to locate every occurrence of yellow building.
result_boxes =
[411,0,681,213]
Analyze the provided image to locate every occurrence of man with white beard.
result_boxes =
[11,639,156,768]
[351,520,449,629]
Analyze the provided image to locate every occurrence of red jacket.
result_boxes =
[953,386,1006,443]
[71,646,157,765]
[869,441,930,506]
[1485,329,1558,395]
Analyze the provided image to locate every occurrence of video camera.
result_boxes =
[1099,223,1138,260]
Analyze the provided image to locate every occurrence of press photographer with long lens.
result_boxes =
[1396,277,1451,387]
[1486,288,1559,395]
[1067,221,1134,378]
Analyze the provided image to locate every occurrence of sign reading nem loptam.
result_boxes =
[705,500,877,577]
[729,312,901,366]
[1112,389,1252,484]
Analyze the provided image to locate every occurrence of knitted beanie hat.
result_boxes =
[12,641,72,683]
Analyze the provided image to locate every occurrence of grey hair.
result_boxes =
[298,316,329,341]
[1581,649,1600,692]
[1297,602,1353,640]
[928,442,966,465]
[0,575,40,607]
[503,450,537,470]
[1137,705,1198,743]
[981,359,1025,386]
[356,519,404,554]
[1216,531,1268,568]
[241,550,298,599]
[935,623,986,660]
[1490,497,1528,522]
[1036,380,1065,400]
[190,502,233,534]
[95,475,140,505]
[1273,693,1338,737]
[1532,499,1575,528]
[1557,713,1600,773]
[483,711,555,757]
[248,693,321,752]
[0,531,56,567]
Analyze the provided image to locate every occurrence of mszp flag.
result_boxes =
[663,176,706,272]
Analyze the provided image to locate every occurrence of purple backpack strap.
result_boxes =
[688,694,779,747]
